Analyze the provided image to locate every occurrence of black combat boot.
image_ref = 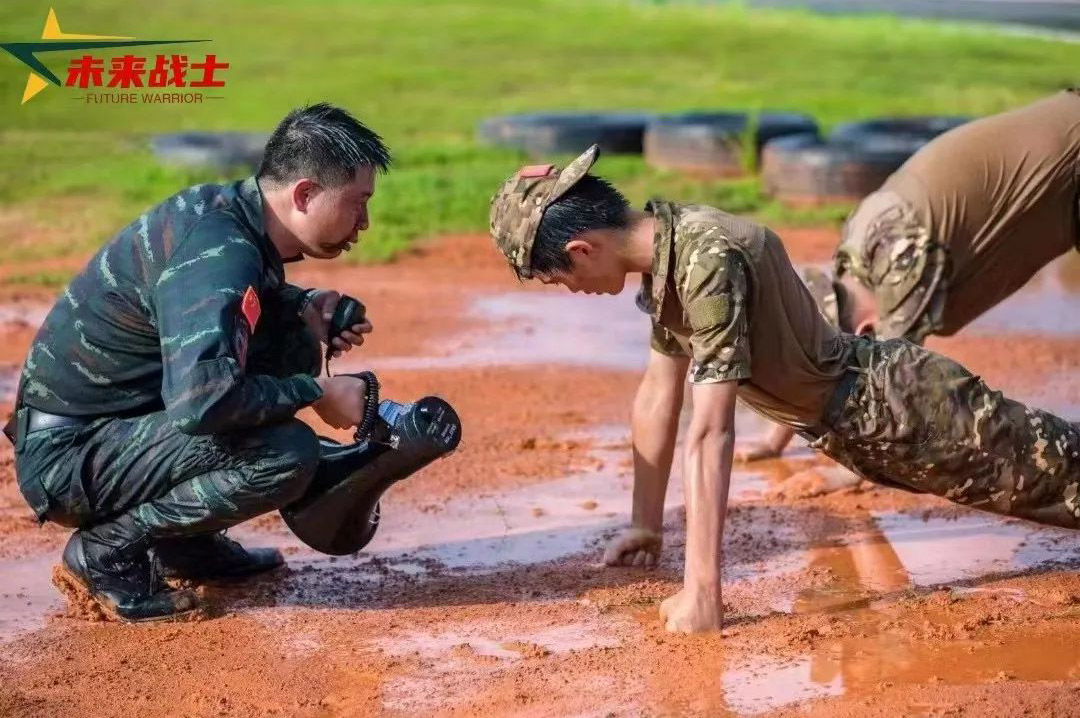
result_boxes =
[54,531,201,622]
[153,532,284,581]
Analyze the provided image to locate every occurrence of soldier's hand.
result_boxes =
[312,375,369,429]
[328,317,373,358]
[658,585,723,634]
[603,526,662,568]
[302,290,374,357]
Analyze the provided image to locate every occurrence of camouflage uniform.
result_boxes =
[490,145,1080,530]
[12,177,324,547]
[814,337,1080,528]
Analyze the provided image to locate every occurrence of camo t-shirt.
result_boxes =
[637,200,852,430]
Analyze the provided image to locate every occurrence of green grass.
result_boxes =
[0,0,1077,272]
[2,269,74,290]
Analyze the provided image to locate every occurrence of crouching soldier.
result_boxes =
[488,145,1080,633]
[5,103,388,621]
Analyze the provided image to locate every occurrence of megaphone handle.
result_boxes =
[350,370,380,440]
[324,295,367,377]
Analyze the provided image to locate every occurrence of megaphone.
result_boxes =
[281,393,462,555]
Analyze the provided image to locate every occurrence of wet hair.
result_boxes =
[530,174,631,276]
[258,103,391,188]
[833,280,856,334]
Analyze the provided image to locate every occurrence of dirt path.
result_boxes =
[2,229,1080,717]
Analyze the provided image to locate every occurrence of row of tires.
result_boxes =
[148,112,969,206]
[478,112,969,203]
[151,132,269,171]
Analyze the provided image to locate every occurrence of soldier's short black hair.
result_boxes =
[258,103,391,187]
[531,174,631,276]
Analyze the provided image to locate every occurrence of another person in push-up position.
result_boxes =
[488,145,1079,633]
[740,89,1080,464]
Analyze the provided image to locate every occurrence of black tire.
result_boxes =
[830,116,969,153]
[476,112,654,155]
[644,111,819,176]
[755,112,822,153]
[760,133,914,205]
[151,131,269,170]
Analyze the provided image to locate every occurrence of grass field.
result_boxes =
[0,0,1077,282]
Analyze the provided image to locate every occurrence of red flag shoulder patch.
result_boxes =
[518,164,554,179]
[241,286,261,333]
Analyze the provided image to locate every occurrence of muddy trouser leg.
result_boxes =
[15,411,320,549]
[814,338,1080,529]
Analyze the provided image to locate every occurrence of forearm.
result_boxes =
[165,364,322,435]
[683,424,735,590]
[630,376,684,532]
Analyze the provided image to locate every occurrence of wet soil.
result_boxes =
[1,228,1079,717]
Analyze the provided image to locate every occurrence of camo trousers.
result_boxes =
[813,337,1080,529]
[13,309,322,543]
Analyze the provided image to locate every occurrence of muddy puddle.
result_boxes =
[963,251,1080,335]
[294,493,1080,716]
[869,511,1080,587]
[726,625,1080,716]
[0,553,62,643]
[362,254,1080,375]
[375,618,636,713]
[2,242,1080,716]
[250,457,1080,715]
[0,421,784,641]
[248,422,787,579]
[359,288,653,372]
[722,509,1080,715]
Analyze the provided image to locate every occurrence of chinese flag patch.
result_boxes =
[241,286,261,333]
[518,164,554,179]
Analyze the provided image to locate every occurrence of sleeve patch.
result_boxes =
[687,296,731,332]
[241,286,261,333]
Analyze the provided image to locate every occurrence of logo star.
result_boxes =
[0,8,205,104]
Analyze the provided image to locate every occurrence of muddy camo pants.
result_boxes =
[814,337,1080,529]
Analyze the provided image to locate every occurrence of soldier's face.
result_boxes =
[535,231,628,295]
[294,167,376,259]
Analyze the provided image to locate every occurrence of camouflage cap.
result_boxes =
[489,144,601,279]
[835,190,946,340]
[802,267,839,327]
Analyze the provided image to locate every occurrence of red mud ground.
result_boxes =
[2,227,1080,717]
